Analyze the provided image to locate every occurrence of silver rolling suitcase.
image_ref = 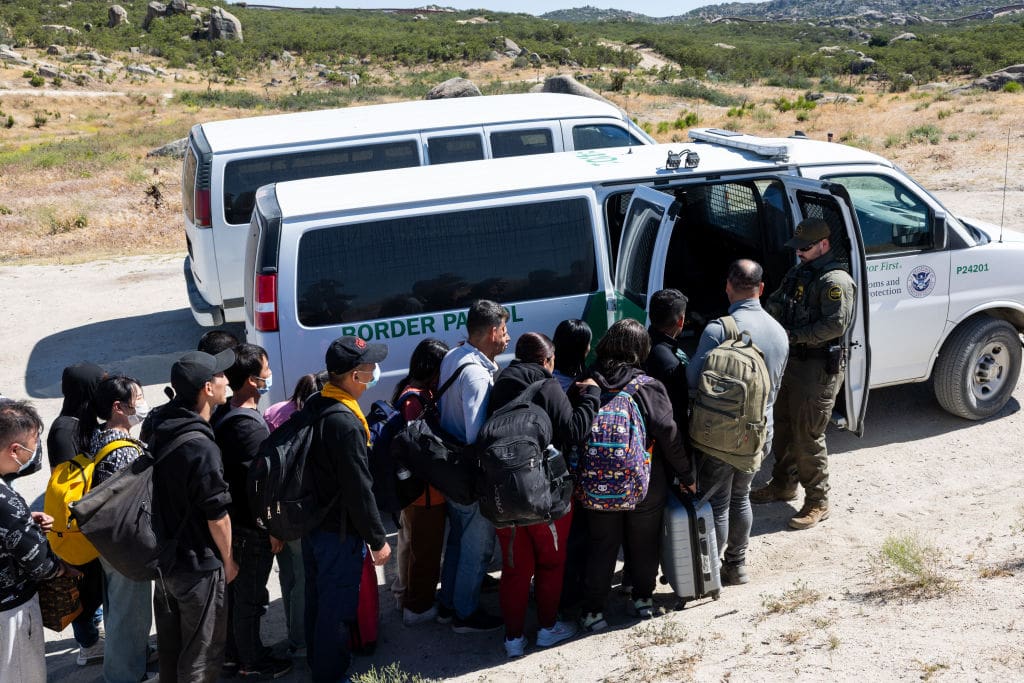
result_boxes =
[660,487,722,608]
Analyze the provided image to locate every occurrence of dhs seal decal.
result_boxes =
[907,265,936,298]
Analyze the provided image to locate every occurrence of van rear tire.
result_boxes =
[933,316,1022,420]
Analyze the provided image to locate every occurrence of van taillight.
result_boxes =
[255,274,278,332]
[195,188,212,228]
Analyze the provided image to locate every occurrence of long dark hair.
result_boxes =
[515,332,555,366]
[93,375,142,422]
[594,318,651,372]
[553,319,591,379]
[392,338,449,403]
[289,373,322,411]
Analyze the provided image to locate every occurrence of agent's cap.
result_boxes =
[785,218,831,249]
[170,349,235,399]
[325,336,388,375]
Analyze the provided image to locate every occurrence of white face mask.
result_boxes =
[13,443,36,474]
[357,364,381,389]
[128,399,150,428]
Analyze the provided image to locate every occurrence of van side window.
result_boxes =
[182,147,198,224]
[295,198,597,327]
[428,134,485,164]
[223,140,420,224]
[825,174,932,255]
[490,129,554,158]
[572,124,644,150]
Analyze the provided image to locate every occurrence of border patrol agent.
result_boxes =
[751,218,855,530]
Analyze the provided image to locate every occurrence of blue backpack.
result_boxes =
[367,392,426,514]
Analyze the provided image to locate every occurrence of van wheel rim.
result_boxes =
[972,342,1007,401]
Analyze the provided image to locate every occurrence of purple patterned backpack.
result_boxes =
[572,376,653,511]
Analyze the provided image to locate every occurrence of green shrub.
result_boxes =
[1003,80,1023,93]
[29,74,45,88]
[907,124,942,145]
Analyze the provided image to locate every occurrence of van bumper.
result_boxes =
[184,256,225,327]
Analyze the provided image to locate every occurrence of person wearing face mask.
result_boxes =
[88,376,158,683]
[1,399,83,681]
[302,335,391,683]
[210,344,292,679]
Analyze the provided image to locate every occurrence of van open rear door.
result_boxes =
[615,179,870,436]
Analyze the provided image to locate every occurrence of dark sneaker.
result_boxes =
[720,562,750,586]
[789,503,830,530]
[239,657,293,679]
[750,483,798,504]
[580,611,607,633]
[435,603,455,625]
[221,661,240,678]
[451,609,504,634]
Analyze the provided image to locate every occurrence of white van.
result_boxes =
[181,93,653,326]
[245,130,1024,432]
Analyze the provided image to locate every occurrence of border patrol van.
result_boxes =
[245,129,1024,433]
[181,93,653,327]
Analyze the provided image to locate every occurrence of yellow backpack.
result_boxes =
[45,439,142,565]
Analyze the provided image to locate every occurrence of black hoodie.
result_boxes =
[487,360,600,452]
[149,400,232,574]
[590,363,694,492]
[46,362,105,469]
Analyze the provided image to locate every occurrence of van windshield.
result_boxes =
[223,140,420,224]
[295,198,597,327]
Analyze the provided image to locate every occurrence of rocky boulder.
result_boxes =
[41,24,80,35]
[889,32,918,44]
[209,7,243,41]
[143,2,166,30]
[108,5,128,28]
[147,137,189,158]
[959,64,1024,92]
[538,74,615,107]
[850,57,876,75]
[426,77,481,99]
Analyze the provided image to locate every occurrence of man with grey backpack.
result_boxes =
[687,260,788,585]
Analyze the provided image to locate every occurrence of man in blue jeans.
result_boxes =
[436,300,510,633]
[304,337,392,682]
[687,260,789,585]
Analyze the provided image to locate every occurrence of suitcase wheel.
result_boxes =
[673,598,687,611]
[710,590,721,601]
[658,575,668,585]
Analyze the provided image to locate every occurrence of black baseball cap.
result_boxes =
[170,349,235,399]
[325,336,388,374]
[785,218,832,249]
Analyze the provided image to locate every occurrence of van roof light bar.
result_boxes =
[688,128,790,160]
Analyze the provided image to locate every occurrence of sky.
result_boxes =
[238,1,759,18]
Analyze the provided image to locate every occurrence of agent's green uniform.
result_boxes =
[765,251,855,505]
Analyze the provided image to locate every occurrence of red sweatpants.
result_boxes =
[496,508,574,638]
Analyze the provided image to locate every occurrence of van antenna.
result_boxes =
[999,127,1010,243]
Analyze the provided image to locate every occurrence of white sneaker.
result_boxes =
[403,605,438,626]
[504,635,526,659]
[76,637,105,666]
[536,620,578,647]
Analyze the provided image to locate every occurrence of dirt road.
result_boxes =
[2,194,1022,679]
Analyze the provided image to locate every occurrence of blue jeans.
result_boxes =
[99,557,153,683]
[439,499,495,620]
[303,530,363,683]
[698,453,756,565]
[277,538,306,649]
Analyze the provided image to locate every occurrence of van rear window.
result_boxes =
[295,198,597,327]
[223,140,420,224]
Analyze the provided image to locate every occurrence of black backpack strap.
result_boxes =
[436,362,471,401]
[492,379,549,419]
[153,431,205,465]
[213,406,268,432]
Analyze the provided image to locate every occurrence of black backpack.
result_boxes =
[475,380,573,528]
[246,397,343,541]
[390,364,477,505]
[69,432,203,581]
[366,393,426,514]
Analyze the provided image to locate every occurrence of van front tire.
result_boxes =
[933,316,1022,420]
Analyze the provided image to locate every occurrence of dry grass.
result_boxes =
[760,580,822,619]
[868,533,957,599]
[2,47,1022,265]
